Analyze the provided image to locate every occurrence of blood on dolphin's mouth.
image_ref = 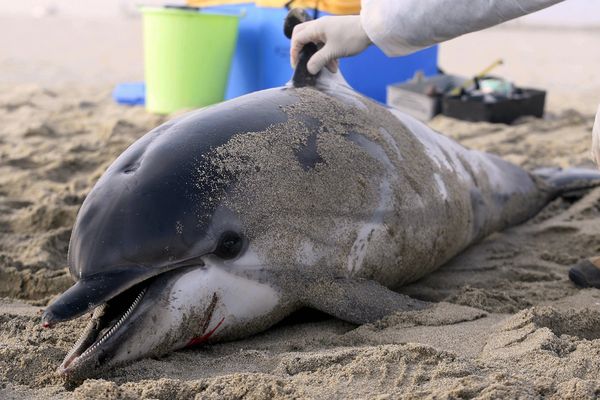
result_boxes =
[56,279,150,374]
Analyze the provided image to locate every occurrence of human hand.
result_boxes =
[290,15,372,75]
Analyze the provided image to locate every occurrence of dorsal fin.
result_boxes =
[284,8,321,88]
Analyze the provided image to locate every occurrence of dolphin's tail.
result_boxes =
[533,167,600,197]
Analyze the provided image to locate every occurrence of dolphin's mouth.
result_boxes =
[58,279,149,375]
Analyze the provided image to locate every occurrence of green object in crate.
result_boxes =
[141,7,239,114]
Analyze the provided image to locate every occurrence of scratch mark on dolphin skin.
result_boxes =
[434,174,449,201]
[186,292,221,347]
[347,178,393,274]
[378,127,403,162]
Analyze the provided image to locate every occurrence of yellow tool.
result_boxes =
[448,58,504,96]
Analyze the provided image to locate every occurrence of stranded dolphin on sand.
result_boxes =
[42,9,600,379]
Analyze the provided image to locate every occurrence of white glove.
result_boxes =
[290,15,372,75]
[592,104,600,166]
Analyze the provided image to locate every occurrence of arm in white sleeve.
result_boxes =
[361,0,565,56]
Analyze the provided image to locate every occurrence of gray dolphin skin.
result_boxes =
[42,10,600,380]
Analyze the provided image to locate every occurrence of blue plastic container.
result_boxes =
[209,4,438,103]
[113,82,146,106]
[341,45,438,103]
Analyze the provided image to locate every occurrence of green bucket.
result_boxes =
[141,7,240,114]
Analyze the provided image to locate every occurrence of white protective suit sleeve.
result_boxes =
[361,0,565,56]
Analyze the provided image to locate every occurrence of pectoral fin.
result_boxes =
[302,277,430,324]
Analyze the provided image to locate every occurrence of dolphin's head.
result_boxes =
[58,247,283,379]
[42,90,302,378]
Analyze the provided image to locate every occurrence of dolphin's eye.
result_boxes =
[214,231,244,259]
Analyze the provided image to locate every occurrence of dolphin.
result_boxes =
[42,9,600,379]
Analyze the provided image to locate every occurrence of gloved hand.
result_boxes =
[592,105,600,166]
[290,15,372,75]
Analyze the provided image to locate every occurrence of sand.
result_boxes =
[1,86,600,400]
[2,14,600,400]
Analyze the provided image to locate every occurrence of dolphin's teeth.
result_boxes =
[77,288,147,361]
[62,304,107,368]
[92,304,107,319]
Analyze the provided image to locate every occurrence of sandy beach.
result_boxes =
[1,11,600,400]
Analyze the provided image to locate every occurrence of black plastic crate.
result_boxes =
[442,88,546,124]
[387,74,465,121]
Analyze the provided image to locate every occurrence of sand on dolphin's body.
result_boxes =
[2,84,600,399]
